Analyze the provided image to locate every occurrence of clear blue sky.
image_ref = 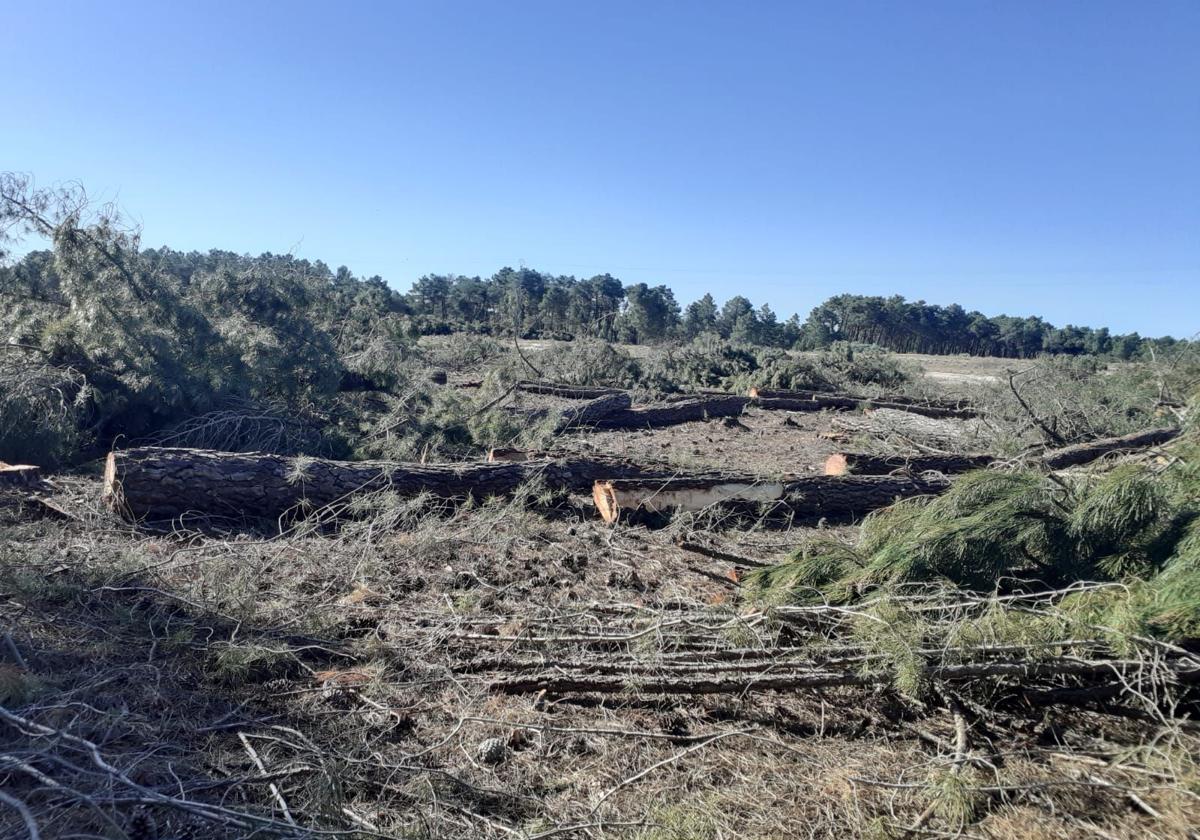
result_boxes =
[4,1,1197,337]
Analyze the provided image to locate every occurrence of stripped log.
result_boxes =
[825,452,996,476]
[0,463,41,487]
[593,473,949,523]
[592,396,750,430]
[1036,427,1181,470]
[103,447,731,522]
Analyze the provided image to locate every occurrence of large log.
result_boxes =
[592,396,751,430]
[749,387,973,412]
[1037,427,1181,470]
[515,381,624,399]
[592,473,950,523]
[824,452,996,476]
[102,447,730,522]
[750,392,977,420]
[554,391,632,431]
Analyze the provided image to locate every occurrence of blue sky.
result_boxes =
[4,1,1197,336]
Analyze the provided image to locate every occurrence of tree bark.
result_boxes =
[749,387,973,413]
[515,381,625,399]
[1037,427,1181,470]
[750,393,977,420]
[593,473,950,523]
[0,463,41,487]
[592,396,750,430]
[103,447,732,523]
[824,452,996,476]
[555,391,632,431]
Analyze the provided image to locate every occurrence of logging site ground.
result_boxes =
[3,332,1199,840]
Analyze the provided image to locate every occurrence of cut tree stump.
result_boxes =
[1036,427,1181,470]
[592,396,750,430]
[592,473,950,523]
[103,447,733,522]
[824,452,996,476]
[0,463,41,487]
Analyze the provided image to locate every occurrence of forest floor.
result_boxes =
[1,367,1196,839]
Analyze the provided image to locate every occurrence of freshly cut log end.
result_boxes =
[593,478,785,524]
[487,448,530,463]
[824,452,996,476]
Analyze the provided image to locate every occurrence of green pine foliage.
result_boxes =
[749,430,1200,643]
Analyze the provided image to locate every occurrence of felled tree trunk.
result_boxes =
[750,393,977,420]
[103,446,727,523]
[824,452,996,476]
[1037,427,1181,470]
[749,387,973,412]
[592,396,750,430]
[593,473,950,523]
[555,391,632,431]
[515,381,624,399]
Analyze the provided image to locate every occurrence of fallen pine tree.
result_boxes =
[751,394,978,420]
[592,473,950,524]
[824,452,997,475]
[102,447,734,522]
[1034,426,1181,470]
[514,380,625,399]
[591,395,751,429]
[749,387,975,413]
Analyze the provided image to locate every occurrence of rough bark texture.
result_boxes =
[0,463,41,487]
[554,391,632,431]
[592,396,750,429]
[103,447,734,523]
[1037,427,1181,470]
[593,473,950,523]
[751,393,977,420]
[824,452,996,476]
[515,381,624,399]
[749,387,974,412]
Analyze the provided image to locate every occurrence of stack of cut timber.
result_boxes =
[592,473,950,524]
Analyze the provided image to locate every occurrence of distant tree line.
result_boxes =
[405,274,1178,360]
